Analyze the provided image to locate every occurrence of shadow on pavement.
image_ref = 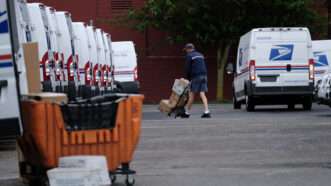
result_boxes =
[316,114,331,118]
[0,179,25,186]
[248,107,312,112]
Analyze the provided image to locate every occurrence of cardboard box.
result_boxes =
[24,93,68,104]
[23,42,41,93]
[172,78,189,96]
[169,92,188,107]
[159,78,190,114]
[159,99,175,113]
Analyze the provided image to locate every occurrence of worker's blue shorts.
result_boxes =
[190,75,208,93]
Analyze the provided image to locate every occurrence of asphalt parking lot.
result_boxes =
[1,103,331,186]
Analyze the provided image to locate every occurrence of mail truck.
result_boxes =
[312,40,331,85]
[112,41,139,93]
[72,22,93,98]
[232,28,314,111]
[27,3,56,92]
[45,6,65,92]
[55,11,80,99]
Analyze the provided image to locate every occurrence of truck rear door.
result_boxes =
[112,42,137,82]
[0,0,23,137]
[254,30,312,87]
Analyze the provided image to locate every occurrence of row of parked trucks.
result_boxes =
[1,1,144,185]
[14,0,139,99]
[1,0,139,136]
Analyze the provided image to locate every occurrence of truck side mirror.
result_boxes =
[226,63,234,75]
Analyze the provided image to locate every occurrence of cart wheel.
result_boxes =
[126,175,135,186]
[110,174,117,183]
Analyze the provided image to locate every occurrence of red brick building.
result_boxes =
[28,0,330,103]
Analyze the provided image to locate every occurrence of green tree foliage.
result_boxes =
[129,0,325,101]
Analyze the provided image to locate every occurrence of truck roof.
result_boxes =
[250,27,309,33]
[112,41,135,51]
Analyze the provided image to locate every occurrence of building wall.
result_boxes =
[27,0,328,103]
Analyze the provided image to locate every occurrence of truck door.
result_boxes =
[0,0,23,137]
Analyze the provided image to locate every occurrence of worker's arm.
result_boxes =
[185,55,192,80]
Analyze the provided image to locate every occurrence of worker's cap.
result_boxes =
[183,43,195,50]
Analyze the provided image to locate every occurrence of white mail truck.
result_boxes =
[0,0,24,137]
[232,28,314,111]
[312,40,331,85]
[112,41,139,93]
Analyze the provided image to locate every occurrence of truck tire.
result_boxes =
[233,94,241,110]
[245,95,255,112]
[288,104,295,110]
[303,96,312,111]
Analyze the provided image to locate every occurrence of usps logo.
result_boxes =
[313,52,329,67]
[0,5,8,34]
[269,44,294,61]
[0,1,9,34]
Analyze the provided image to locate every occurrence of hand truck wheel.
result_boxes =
[126,174,135,186]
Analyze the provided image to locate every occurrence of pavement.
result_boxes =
[1,103,331,186]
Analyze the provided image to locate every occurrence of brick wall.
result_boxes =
[139,56,220,103]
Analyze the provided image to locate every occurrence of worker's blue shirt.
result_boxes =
[185,50,207,80]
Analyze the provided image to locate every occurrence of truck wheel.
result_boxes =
[233,94,241,110]
[303,97,312,111]
[245,95,255,112]
[126,175,135,186]
[288,104,295,110]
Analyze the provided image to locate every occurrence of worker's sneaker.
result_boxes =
[201,112,211,118]
[181,112,190,118]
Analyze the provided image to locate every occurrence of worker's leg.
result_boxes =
[199,76,211,118]
[186,92,195,113]
[200,92,209,113]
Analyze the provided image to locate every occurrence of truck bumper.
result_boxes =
[116,81,140,94]
[63,81,77,101]
[0,118,21,138]
[42,80,53,92]
[78,85,93,99]
[55,83,64,93]
[247,82,314,96]
[245,82,314,105]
